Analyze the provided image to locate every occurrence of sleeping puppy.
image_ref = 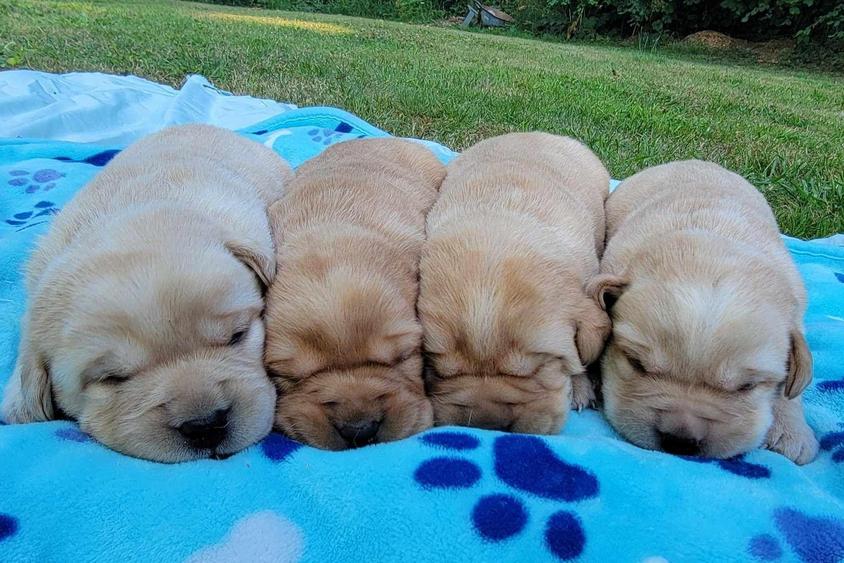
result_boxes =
[265,138,443,450]
[419,132,611,434]
[2,125,292,462]
[593,160,818,464]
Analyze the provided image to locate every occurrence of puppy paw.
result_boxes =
[765,417,819,465]
[570,373,596,412]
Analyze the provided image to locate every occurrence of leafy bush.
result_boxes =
[394,0,438,22]
[498,0,844,43]
[719,0,843,42]
[197,0,844,45]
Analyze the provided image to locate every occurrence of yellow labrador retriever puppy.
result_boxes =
[265,138,443,450]
[419,132,611,434]
[2,125,292,462]
[593,160,818,464]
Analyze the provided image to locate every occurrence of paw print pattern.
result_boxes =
[7,168,63,193]
[493,434,599,501]
[55,426,91,443]
[5,200,60,231]
[260,432,302,462]
[307,121,365,146]
[414,431,598,560]
[682,454,771,479]
[54,149,120,167]
[748,507,844,562]
[749,534,783,561]
[817,379,844,393]
[471,494,527,540]
[0,514,18,542]
[819,430,844,463]
[415,456,481,489]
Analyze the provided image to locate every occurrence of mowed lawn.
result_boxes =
[1,0,842,237]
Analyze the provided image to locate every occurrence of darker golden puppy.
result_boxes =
[419,132,611,434]
[265,138,444,450]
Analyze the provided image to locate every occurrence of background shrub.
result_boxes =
[198,0,844,45]
[495,0,844,43]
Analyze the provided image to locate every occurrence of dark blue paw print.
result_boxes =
[7,168,63,193]
[0,513,18,542]
[54,149,120,167]
[5,200,60,231]
[817,379,844,393]
[819,429,844,463]
[749,507,844,562]
[306,121,364,146]
[414,431,598,560]
[682,454,771,478]
[261,432,302,462]
[55,426,91,443]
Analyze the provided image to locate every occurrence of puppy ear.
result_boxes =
[575,296,612,366]
[225,239,276,288]
[2,341,54,423]
[371,319,423,365]
[587,273,628,312]
[785,329,812,399]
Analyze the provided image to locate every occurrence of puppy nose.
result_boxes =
[178,408,229,450]
[335,419,381,447]
[658,431,702,456]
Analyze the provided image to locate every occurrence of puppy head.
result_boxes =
[4,241,276,462]
[420,241,610,434]
[593,271,811,459]
[266,269,433,450]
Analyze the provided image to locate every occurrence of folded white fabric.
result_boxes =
[0,71,295,145]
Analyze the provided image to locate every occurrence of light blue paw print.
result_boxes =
[7,168,64,194]
[307,121,365,146]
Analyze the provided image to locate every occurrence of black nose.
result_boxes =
[178,408,229,450]
[659,431,702,456]
[335,419,381,447]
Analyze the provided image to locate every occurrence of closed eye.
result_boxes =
[624,353,646,373]
[228,327,248,346]
[100,371,131,385]
[737,382,758,392]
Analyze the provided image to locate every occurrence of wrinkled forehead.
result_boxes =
[433,321,580,377]
[614,282,790,380]
[70,254,262,346]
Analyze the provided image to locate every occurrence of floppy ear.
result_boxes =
[575,296,612,366]
[784,329,812,399]
[225,239,276,289]
[370,319,423,365]
[587,273,628,312]
[2,339,54,423]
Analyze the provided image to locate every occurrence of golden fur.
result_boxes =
[1,125,292,462]
[265,138,444,450]
[419,132,611,434]
[594,160,818,464]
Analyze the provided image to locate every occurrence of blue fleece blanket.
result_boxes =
[1,106,843,563]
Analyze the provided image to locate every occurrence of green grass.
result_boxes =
[1,0,842,237]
